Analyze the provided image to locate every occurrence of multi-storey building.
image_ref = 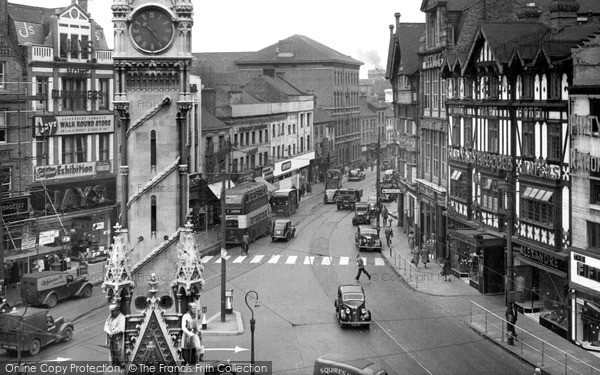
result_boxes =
[358,95,386,163]
[312,106,336,180]
[235,35,362,170]
[386,14,423,232]
[3,0,115,279]
[568,28,600,351]
[444,1,600,333]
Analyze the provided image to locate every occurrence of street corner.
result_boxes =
[202,311,244,336]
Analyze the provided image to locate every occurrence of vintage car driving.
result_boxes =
[355,225,382,252]
[334,285,371,328]
[271,219,296,242]
[352,203,371,226]
[20,270,93,308]
[336,188,362,210]
[323,189,339,204]
[348,169,365,181]
[0,307,73,356]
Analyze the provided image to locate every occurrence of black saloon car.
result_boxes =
[334,285,371,328]
[271,219,296,242]
[355,225,382,252]
[352,203,371,226]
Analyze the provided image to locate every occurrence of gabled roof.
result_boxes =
[236,34,362,67]
[201,108,229,133]
[421,0,479,12]
[242,75,307,103]
[313,106,335,125]
[397,23,425,75]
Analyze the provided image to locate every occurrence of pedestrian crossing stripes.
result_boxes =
[201,254,387,267]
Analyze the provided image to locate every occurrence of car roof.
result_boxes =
[358,225,377,231]
[338,188,356,192]
[274,219,291,224]
[355,202,369,207]
[339,285,364,294]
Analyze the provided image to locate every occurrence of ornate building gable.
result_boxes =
[102,223,135,308]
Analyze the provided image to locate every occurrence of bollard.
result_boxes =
[202,306,208,329]
[225,289,234,314]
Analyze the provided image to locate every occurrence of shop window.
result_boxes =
[62,135,87,163]
[151,195,157,233]
[150,130,156,167]
[575,299,600,345]
[522,122,535,157]
[547,124,561,160]
[520,186,554,226]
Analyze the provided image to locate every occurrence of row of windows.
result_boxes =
[59,33,91,60]
[231,152,269,174]
[421,129,447,181]
[423,68,446,112]
[334,70,359,86]
[334,91,359,108]
[35,134,111,166]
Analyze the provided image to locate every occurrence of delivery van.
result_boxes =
[20,270,93,308]
[314,353,388,375]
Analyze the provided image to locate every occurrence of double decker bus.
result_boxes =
[225,182,271,245]
[270,188,299,217]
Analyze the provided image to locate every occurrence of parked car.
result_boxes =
[271,219,296,242]
[20,270,93,308]
[334,285,371,329]
[314,353,387,375]
[323,189,339,204]
[352,203,371,226]
[0,307,73,356]
[336,188,362,210]
[348,169,365,181]
[354,225,382,252]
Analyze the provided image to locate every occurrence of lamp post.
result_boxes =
[245,290,260,374]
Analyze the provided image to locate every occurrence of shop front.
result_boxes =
[272,152,315,191]
[569,249,600,351]
[513,243,569,339]
[447,228,505,294]
[416,178,446,260]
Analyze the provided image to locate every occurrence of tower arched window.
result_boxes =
[151,195,157,233]
[150,130,157,167]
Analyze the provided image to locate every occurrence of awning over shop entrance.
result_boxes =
[254,177,277,193]
[207,181,235,200]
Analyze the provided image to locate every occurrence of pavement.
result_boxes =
[379,217,600,375]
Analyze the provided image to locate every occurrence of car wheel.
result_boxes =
[29,338,41,356]
[286,232,291,241]
[82,285,93,298]
[271,237,275,242]
[46,293,58,308]
[366,324,371,330]
[338,318,344,329]
[62,326,73,342]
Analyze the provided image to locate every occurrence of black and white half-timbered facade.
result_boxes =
[444,2,600,337]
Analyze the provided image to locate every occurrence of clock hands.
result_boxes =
[142,22,162,46]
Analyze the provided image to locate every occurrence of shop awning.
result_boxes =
[522,186,553,202]
[254,177,277,193]
[207,181,235,200]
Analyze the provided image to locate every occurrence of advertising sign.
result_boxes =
[34,115,114,136]
[39,230,59,246]
[571,251,600,290]
[21,236,37,251]
[2,196,29,216]
[34,162,98,181]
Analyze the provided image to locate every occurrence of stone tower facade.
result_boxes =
[111,0,195,296]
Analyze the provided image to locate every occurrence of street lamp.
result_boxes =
[245,291,260,374]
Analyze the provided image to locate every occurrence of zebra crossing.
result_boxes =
[201,254,387,267]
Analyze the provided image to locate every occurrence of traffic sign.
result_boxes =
[381,188,403,194]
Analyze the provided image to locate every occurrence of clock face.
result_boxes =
[130,6,174,54]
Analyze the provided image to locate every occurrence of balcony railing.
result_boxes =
[95,50,113,63]
[32,46,53,62]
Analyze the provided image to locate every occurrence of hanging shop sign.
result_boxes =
[35,115,114,136]
[2,196,30,216]
[30,177,116,213]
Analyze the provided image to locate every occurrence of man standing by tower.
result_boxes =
[104,303,125,367]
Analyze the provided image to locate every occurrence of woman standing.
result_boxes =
[442,257,452,281]
[420,245,430,268]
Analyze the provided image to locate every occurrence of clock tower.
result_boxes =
[111,0,196,298]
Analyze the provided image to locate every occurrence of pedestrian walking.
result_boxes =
[355,254,371,281]
[441,257,452,281]
[420,245,430,268]
[241,231,250,256]
[306,182,312,195]
[407,230,416,253]
[382,206,388,224]
[505,302,518,344]
[104,302,125,367]
[385,226,393,247]
[412,246,420,267]
[319,172,324,184]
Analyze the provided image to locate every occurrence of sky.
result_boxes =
[9,0,425,78]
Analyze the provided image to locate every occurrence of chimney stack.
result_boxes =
[549,0,580,30]
[394,12,401,31]
[1,0,7,27]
